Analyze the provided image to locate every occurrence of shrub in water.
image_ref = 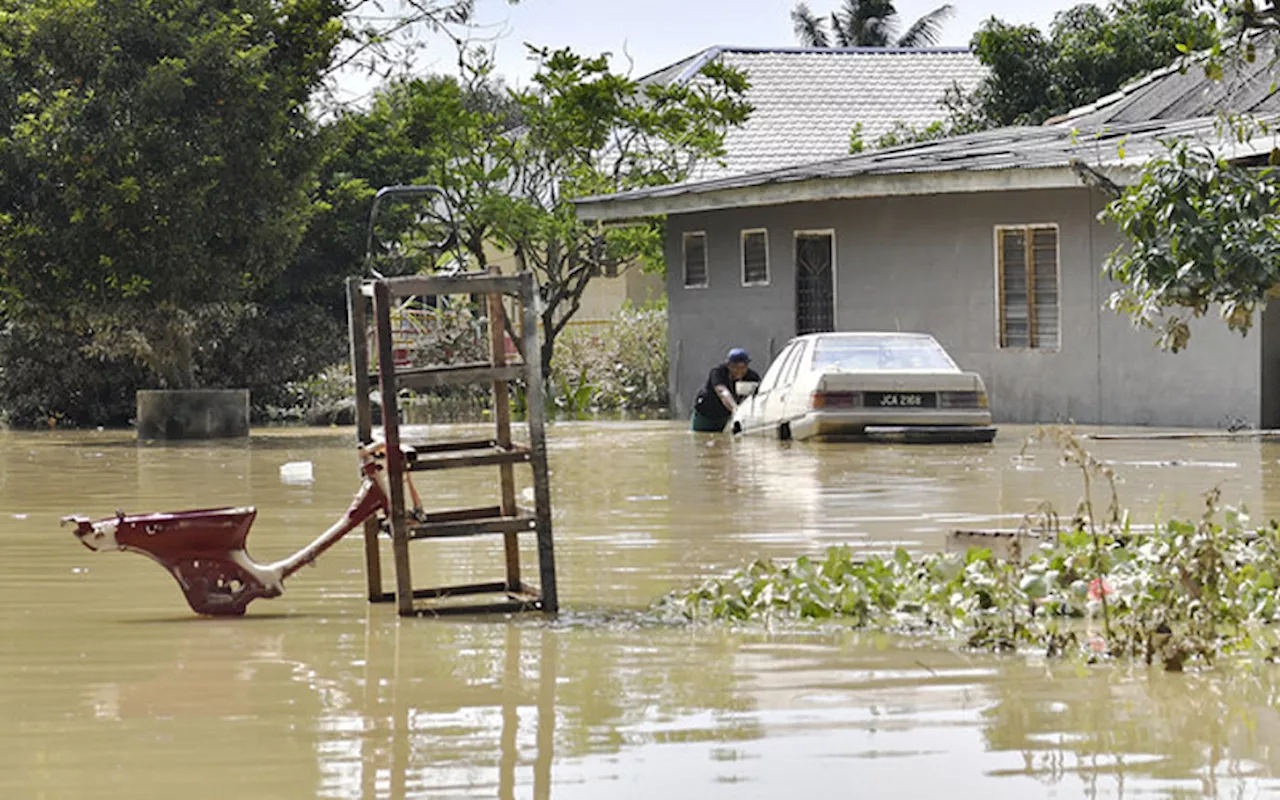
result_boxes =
[550,302,668,412]
[658,428,1280,671]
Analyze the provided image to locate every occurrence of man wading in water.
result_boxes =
[691,348,760,432]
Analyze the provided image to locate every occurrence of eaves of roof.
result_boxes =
[574,115,1278,222]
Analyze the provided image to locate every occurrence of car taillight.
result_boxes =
[811,391,862,409]
[939,390,989,409]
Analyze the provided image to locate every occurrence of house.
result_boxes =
[567,45,987,323]
[573,113,1280,429]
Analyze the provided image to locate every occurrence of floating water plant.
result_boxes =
[657,428,1280,671]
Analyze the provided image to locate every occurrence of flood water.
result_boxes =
[5,422,1280,798]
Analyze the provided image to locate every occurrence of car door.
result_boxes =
[736,343,792,433]
[767,341,809,428]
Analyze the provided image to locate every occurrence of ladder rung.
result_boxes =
[414,598,543,616]
[371,582,541,607]
[408,512,539,539]
[362,273,529,298]
[409,445,532,471]
[414,439,497,454]
[413,505,502,524]
[373,363,525,390]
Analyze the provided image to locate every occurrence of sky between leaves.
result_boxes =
[337,0,1068,103]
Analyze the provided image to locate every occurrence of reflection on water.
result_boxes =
[2,423,1280,797]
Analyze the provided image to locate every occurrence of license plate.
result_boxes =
[870,392,935,408]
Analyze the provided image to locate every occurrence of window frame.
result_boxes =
[994,223,1061,351]
[756,343,794,394]
[740,228,770,287]
[682,231,709,289]
[779,340,809,389]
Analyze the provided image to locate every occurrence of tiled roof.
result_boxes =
[575,114,1279,220]
[644,46,987,177]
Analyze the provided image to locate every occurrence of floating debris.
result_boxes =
[279,461,314,486]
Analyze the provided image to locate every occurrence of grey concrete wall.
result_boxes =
[665,187,1262,427]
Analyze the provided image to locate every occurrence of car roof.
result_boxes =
[789,332,938,343]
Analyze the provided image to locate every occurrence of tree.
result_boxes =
[967,1,1219,126]
[0,0,490,425]
[790,0,955,48]
[870,1,1220,153]
[1091,3,1280,351]
[0,0,347,391]
[1101,139,1280,352]
[323,48,751,380]
[496,49,751,378]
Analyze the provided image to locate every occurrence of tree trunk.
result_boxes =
[540,307,557,383]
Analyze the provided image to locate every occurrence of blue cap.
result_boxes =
[727,347,750,364]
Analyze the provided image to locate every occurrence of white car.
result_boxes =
[730,332,995,443]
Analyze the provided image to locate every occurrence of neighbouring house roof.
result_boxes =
[1051,34,1280,128]
[642,45,987,177]
[574,114,1278,221]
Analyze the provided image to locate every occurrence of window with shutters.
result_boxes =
[683,231,708,288]
[741,229,769,286]
[996,225,1059,349]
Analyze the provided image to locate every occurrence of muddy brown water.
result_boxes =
[4,422,1280,798]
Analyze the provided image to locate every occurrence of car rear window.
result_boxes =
[812,337,957,371]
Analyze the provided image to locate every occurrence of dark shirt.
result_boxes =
[694,363,761,420]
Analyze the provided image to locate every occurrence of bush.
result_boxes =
[550,302,668,413]
[0,321,148,427]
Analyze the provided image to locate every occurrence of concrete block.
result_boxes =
[136,389,250,439]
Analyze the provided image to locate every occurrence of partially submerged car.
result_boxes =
[730,332,995,443]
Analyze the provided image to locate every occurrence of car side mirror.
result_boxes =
[735,380,759,397]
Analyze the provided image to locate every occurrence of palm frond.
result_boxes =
[895,3,954,48]
[791,3,831,48]
[840,0,895,47]
[832,11,853,47]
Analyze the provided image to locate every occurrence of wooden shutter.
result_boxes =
[998,226,1059,349]
[1031,228,1059,349]
[998,229,1030,347]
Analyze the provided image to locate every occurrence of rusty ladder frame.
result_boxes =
[346,270,557,616]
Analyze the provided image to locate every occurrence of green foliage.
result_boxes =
[965,1,1219,127]
[549,301,669,412]
[0,0,490,426]
[0,319,148,427]
[1100,138,1280,352]
[658,502,1280,670]
[1093,4,1280,352]
[264,361,355,424]
[0,0,345,391]
[848,122,865,154]
[659,488,1280,671]
[508,48,748,378]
